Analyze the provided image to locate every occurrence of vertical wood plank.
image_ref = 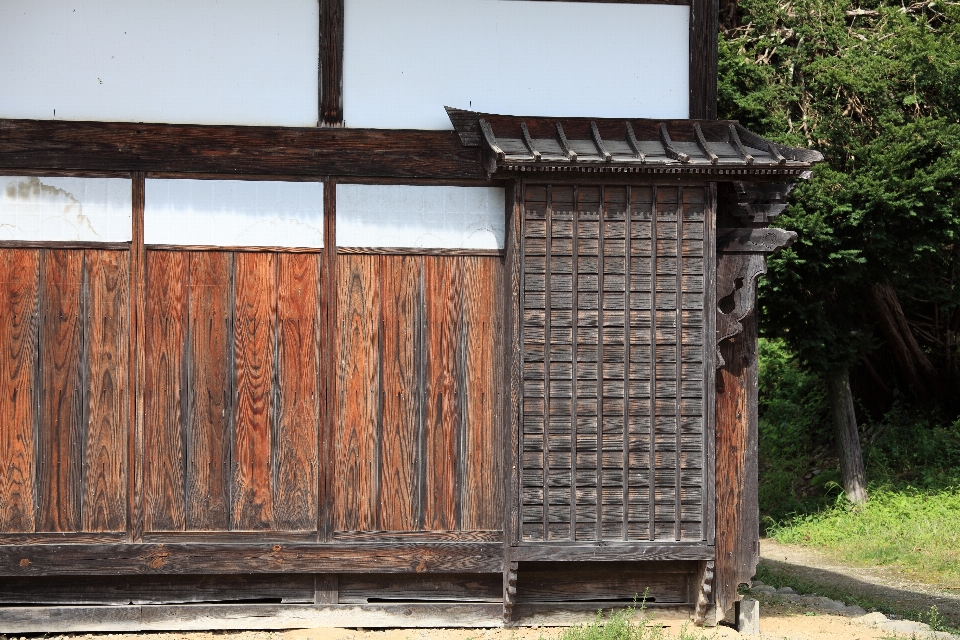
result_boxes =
[422,256,463,531]
[275,253,320,531]
[0,249,39,533]
[131,173,145,541]
[336,253,380,532]
[378,255,422,531]
[232,252,277,531]
[320,0,344,126]
[185,251,232,531]
[83,250,129,532]
[37,249,84,532]
[689,0,719,119]
[462,256,503,531]
[320,180,337,541]
[142,250,187,532]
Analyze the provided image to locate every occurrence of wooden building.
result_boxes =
[0,0,821,632]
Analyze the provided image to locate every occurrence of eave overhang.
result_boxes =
[446,107,824,179]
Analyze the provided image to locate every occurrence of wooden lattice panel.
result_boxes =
[520,184,710,543]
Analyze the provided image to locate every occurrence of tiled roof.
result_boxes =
[446,107,824,177]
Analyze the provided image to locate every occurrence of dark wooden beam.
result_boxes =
[689,0,719,119]
[320,0,344,127]
[0,543,503,576]
[0,119,485,180]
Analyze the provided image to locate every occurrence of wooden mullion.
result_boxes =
[130,172,146,543]
[704,183,717,546]
[675,189,684,542]
[648,186,658,542]
[542,186,552,541]
[595,186,604,543]
[570,186,579,541]
[622,186,631,542]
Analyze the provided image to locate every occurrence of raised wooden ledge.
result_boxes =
[0,602,713,633]
[0,543,503,576]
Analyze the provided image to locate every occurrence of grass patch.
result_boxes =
[544,595,716,640]
[769,488,960,588]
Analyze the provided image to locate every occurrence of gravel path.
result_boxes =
[760,538,960,628]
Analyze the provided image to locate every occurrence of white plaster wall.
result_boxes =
[0,0,319,127]
[0,176,132,243]
[145,180,324,248]
[344,0,690,130]
[337,185,505,250]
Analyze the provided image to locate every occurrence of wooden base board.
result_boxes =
[0,603,716,633]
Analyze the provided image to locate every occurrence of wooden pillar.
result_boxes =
[714,309,759,622]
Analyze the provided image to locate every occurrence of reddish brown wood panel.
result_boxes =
[232,252,277,531]
[143,250,187,532]
[275,253,321,531]
[82,250,129,532]
[423,256,464,532]
[0,249,39,533]
[336,254,380,532]
[461,256,503,531]
[715,306,759,619]
[185,252,232,531]
[36,250,84,532]
[378,255,422,531]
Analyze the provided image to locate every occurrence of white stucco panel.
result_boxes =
[344,0,690,129]
[0,0,319,126]
[0,176,132,243]
[145,180,324,248]
[337,185,505,250]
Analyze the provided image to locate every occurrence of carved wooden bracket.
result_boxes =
[503,560,518,624]
[716,228,797,367]
[734,182,796,224]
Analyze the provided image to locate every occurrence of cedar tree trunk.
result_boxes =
[827,368,868,504]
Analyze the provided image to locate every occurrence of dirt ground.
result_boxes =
[1,603,918,640]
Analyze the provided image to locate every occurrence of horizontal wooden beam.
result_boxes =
[0,602,708,633]
[0,543,503,576]
[0,119,486,180]
[511,544,715,562]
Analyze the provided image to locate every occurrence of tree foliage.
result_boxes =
[718,0,960,411]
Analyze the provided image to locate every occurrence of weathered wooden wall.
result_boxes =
[0,249,129,533]
[0,246,504,539]
[519,184,712,544]
[336,254,504,534]
[142,251,321,533]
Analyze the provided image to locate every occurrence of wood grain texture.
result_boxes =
[423,256,464,531]
[185,252,232,531]
[37,249,85,532]
[714,307,759,620]
[0,120,484,180]
[689,0,719,119]
[83,250,129,532]
[0,543,505,576]
[320,180,338,542]
[0,249,39,533]
[275,253,320,531]
[232,252,277,531]
[142,250,187,532]
[378,255,422,531]
[462,257,504,531]
[336,254,380,531]
[131,173,146,542]
[320,0,344,126]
